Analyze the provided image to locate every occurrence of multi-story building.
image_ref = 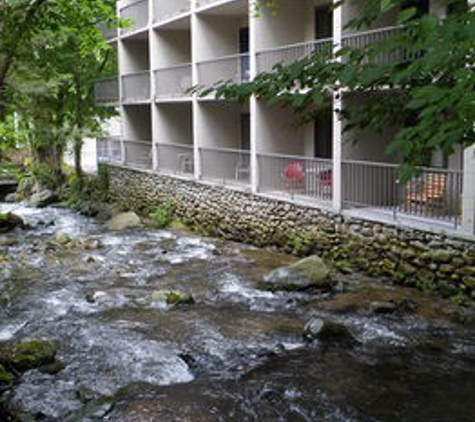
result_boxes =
[95,0,475,236]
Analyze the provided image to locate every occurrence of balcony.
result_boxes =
[156,143,194,176]
[199,147,250,186]
[257,153,333,202]
[342,160,464,227]
[97,137,122,163]
[123,140,153,169]
[154,64,192,99]
[121,0,149,35]
[256,38,333,74]
[122,72,150,103]
[98,22,117,40]
[153,0,191,24]
[94,77,119,105]
[197,53,250,87]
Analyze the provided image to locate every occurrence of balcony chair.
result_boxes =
[318,168,333,200]
[282,160,305,193]
[405,172,448,216]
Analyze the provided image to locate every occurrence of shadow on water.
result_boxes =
[0,203,474,422]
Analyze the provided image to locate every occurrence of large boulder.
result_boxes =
[0,213,25,234]
[2,340,58,372]
[29,189,57,208]
[105,212,142,231]
[262,256,331,291]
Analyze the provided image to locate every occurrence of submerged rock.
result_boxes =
[262,256,331,291]
[151,290,195,306]
[2,340,58,372]
[105,212,142,231]
[29,189,57,208]
[0,213,25,234]
[303,317,354,342]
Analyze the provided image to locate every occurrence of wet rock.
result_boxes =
[262,256,331,291]
[3,340,58,372]
[54,231,71,245]
[38,359,65,375]
[0,236,16,247]
[65,396,114,422]
[105,212,142,231]
[0,364,12,385]
[4,193,16,203]
[303,317,354,342]
[0,213,25,233]
[370,301,397,315]
[151,290,195,306]
[29,189,57,208]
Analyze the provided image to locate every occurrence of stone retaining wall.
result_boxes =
[105,164,475,301]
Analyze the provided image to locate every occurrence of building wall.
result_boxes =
[121,39,150,73]
[123,105,152,140]
[153,103,193,145]
[153,30,191,67]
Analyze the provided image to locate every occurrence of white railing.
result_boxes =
[154,0,191,23]
[122,71,150,103]
[123,140,153,169]
[257,153,333,201]
[256,38,333,74]
[199,147,251,185]
[156,143,194,175]
[94,77,119,104]
[197,53,250,87]
[98,22,117,40]
[342,26,405,65]
[342,160,464,226]
[196,0,223,8]
[120,0,149,35]
[97,137,122,163]
[154,64,192,99]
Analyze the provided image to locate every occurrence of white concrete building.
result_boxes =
[95,0,475,236]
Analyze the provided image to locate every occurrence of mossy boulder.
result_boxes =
[151,290,194,306]
[105,212,142,231]
[4,340,58,372]
[262,255,331,291]
[0,364,12,385]
[0,213,25,234]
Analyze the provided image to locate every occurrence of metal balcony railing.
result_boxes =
[94,77,119,104]
[154,0,191,23]
[199,147,251,185]
[123,140,153,169]
[156,143,194,175]
[97,137,122,163]
[341,26,405,65]
[122,71,150,103]
[342,160,464,226]
[197,53,250,87]
[257,153,333,202]
[98,22,117,40]
[154,64,192,99]
[256,38,333,74]
[120,0,149,35]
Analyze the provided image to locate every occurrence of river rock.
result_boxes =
[0,236,16,247]
[370,301,397,315]
[54,231,71,245]
[4,193,16,203]
[0,213,25,234]
[303,317,354,342]
[29,189,57,208]
[3,340,58,372]
[105,212,142,231]
[151,290,194,306]
[262,256,331,291]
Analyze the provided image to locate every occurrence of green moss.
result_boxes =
[7,340,57,371]
[0,364,12,384]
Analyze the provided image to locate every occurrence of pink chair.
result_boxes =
[282,161,305,192]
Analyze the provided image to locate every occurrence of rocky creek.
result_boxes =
[0,203,474,422]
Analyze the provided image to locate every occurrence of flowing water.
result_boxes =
[0,204,474,422]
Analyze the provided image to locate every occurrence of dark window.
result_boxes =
[239,27,250,82]
[241,113,250,151]
[314,110,333,159]
[315,7,333,40]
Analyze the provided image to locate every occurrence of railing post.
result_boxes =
[332,0,343,213]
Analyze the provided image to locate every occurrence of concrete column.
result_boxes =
[149,1,158,170]
[332,0,343,213]
[462,145,475,234]
[191,12,201,180]
[117,2,126,165]
[249,0,259,193]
